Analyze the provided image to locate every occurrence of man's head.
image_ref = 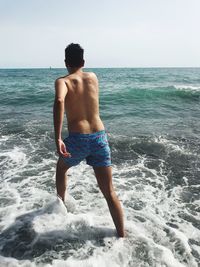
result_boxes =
[65,43,84,68]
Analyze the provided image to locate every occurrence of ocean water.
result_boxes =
[0,68,200,267]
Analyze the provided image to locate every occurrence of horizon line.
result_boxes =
[0,66,200,70]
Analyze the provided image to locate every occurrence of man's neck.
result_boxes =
[67,67,83,75]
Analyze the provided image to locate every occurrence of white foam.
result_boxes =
[0,146,27,165]
[174,84,200,91]
[154,136,195,156]
[0,143,199,266]
[0,256,36,267]
[0,135,9,145]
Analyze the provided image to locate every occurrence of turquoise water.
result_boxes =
[1,68,200,137]
[0,68,200,267]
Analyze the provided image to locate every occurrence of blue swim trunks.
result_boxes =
[61,130,111,167]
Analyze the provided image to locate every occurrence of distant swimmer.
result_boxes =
[53,43,124,237]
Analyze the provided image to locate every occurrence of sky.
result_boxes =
[0,0,200,68]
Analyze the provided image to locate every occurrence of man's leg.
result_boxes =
[56,157,70,202]
[93,166,125,237]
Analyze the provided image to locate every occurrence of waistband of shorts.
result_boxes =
[68,130,106,138]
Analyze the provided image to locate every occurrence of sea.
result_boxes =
[0,68,200,267]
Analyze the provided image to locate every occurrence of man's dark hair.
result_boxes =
[65,43,84,68]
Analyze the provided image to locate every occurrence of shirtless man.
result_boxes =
[53,43,124,237]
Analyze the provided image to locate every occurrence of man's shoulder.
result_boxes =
[55,76,70,89]
[55,75,68,83]
[85,71,97,77]
[54,76,69,92]
[84,71,98,81]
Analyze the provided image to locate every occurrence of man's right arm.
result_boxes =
[53,78,70,157]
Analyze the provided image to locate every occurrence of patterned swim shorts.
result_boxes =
[60,130,111,167]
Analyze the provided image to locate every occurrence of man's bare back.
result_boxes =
[56,70,104,134]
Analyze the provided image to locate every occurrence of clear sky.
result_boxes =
[0,0,200,68]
